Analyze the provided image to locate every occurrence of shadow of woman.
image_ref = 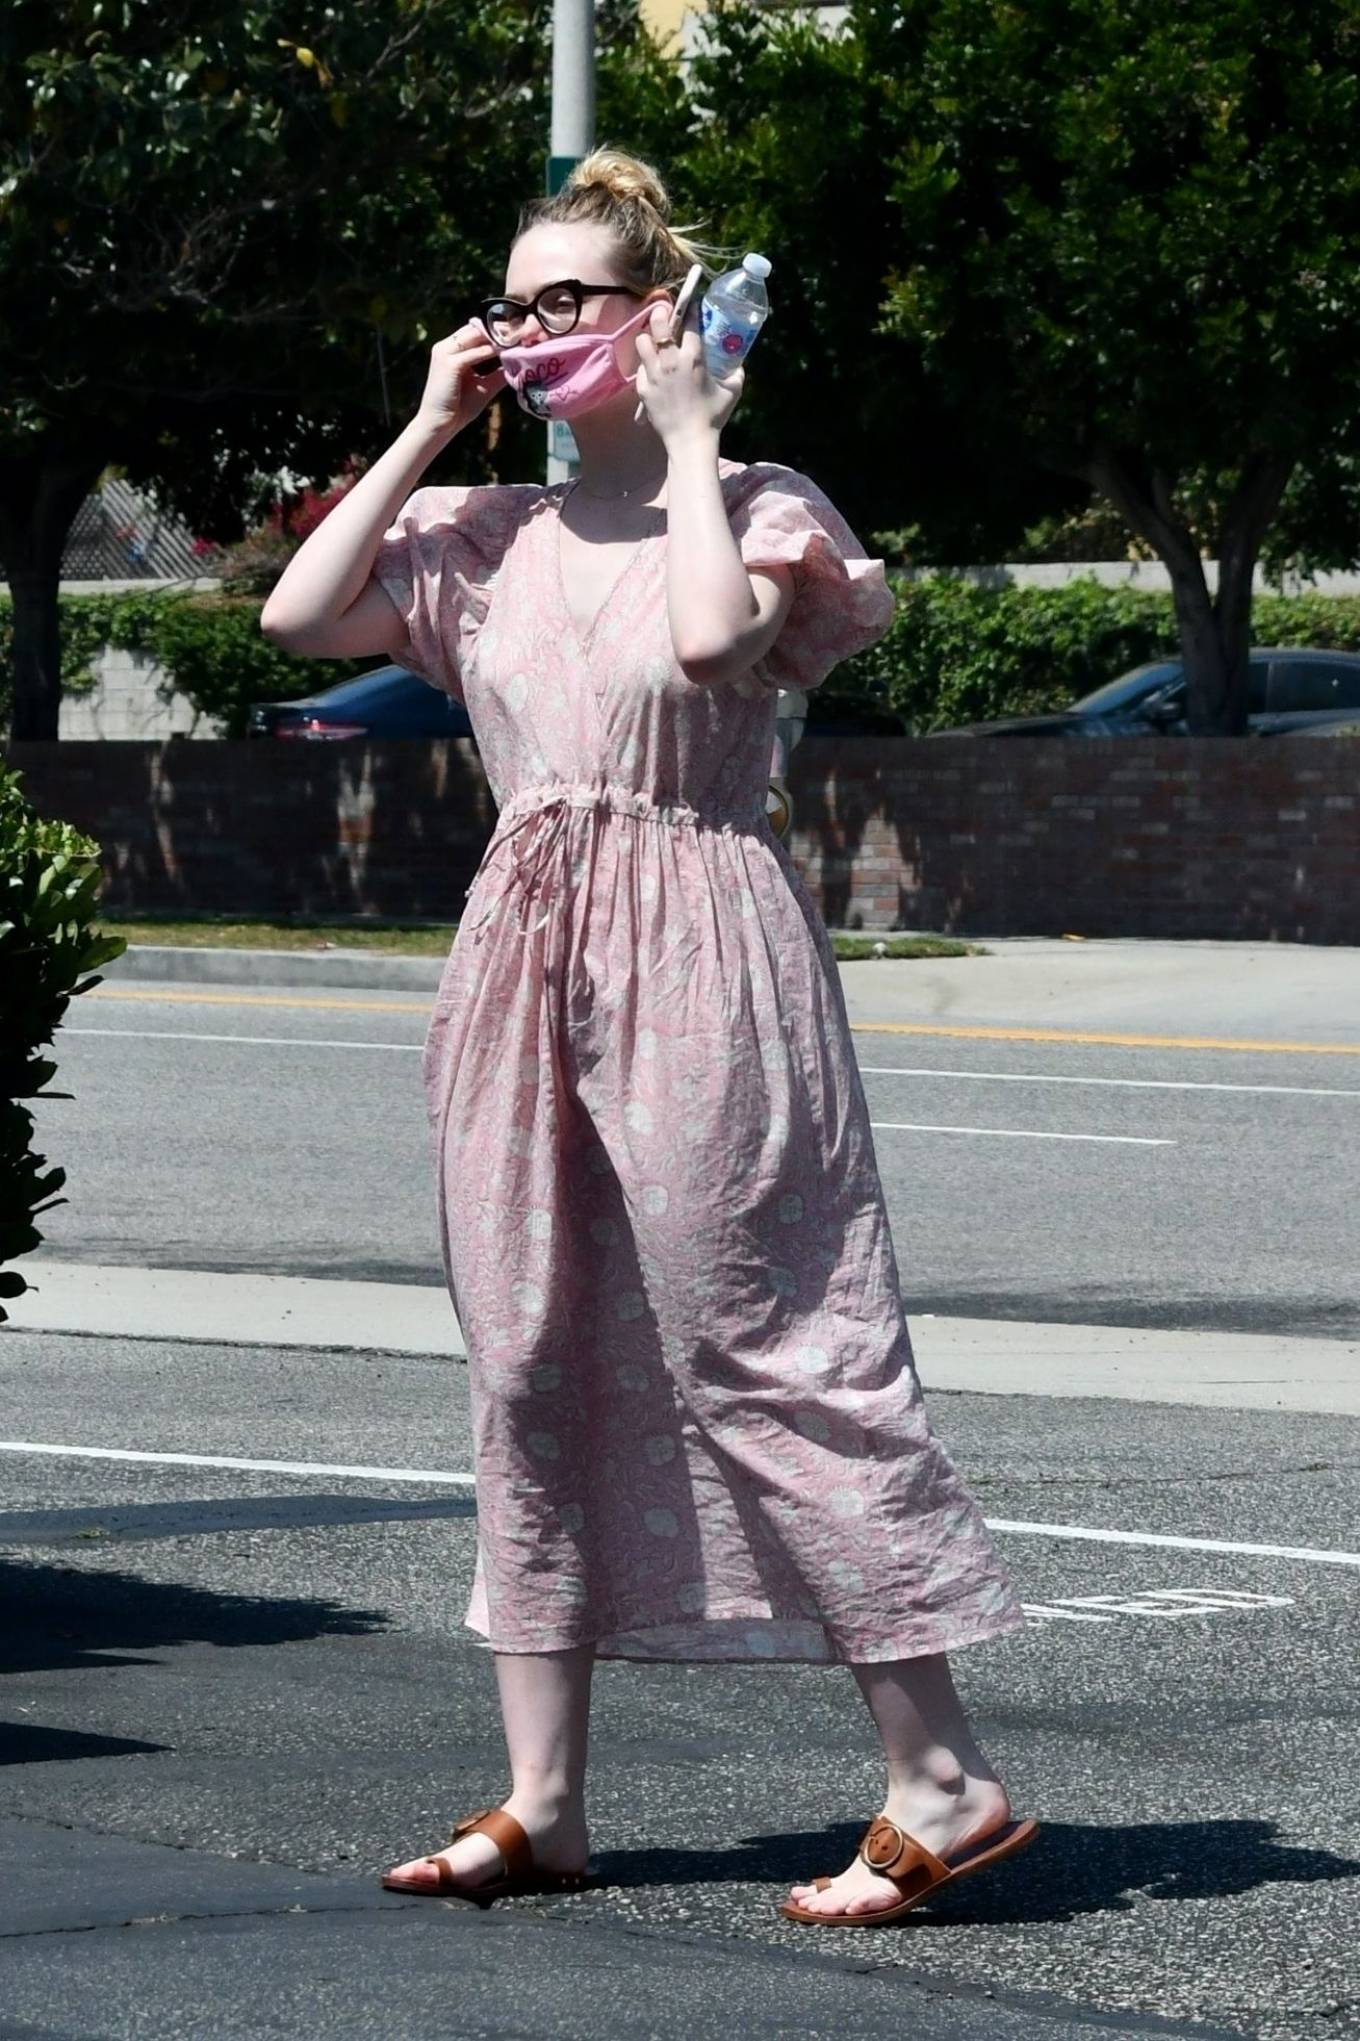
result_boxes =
[0,1552,391,1679]
[585,1817,1360,1921]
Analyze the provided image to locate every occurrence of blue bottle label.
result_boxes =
[701,299,754,367]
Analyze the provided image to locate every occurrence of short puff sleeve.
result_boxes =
[370,484,528,705]
[727,463,896,692]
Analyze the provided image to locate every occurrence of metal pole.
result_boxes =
[546,0,594,485]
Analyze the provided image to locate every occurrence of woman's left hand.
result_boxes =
[634,293,744,446]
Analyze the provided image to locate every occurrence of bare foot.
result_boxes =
[384,1793,590,1896]
[787,1778,1012,1918]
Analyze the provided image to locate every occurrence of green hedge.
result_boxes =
[0,590,374,739]
[6,581,1360,739]
[828,579,1360,732]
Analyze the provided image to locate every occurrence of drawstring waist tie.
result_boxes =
[462,780,766,944]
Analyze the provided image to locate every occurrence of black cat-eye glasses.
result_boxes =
[479,279,642,346]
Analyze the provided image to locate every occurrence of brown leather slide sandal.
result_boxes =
[779,1812,1040,1926]
[380,1805,594,1906]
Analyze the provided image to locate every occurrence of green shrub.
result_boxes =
[6,579,1360,742]
[0,764,127,1322]
[831,578,1360,732]
[0,590,376,739]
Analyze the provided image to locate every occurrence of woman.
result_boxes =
[261,148,1037,1927]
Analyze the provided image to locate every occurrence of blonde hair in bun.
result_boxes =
[514,144,736,293]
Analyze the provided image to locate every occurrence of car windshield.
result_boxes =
[1070,662,1182,716]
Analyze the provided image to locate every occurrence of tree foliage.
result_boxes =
[0,0,563,735]
[676,0,1360,730]
[6,0,1360,742]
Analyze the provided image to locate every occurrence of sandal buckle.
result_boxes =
[860,1816,911,1874]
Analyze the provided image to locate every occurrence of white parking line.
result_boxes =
[0,1441,473,1484]
[868,1121,1174,1146]
[860,1064,1360,1100]
[1023,1588,1294,1621]
[987,1517,1360,1568]
[2,1441,1356,1567]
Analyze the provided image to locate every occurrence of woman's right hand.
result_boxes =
[414,320,505,436]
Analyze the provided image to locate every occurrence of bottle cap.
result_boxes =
[742,253,772,280]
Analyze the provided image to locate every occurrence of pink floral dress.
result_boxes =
[372,456,1026,1664]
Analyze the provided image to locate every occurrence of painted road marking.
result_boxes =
[64,1029,1360,1103]
[89,988,430,1015]
[860,1065,1360,1100]
[65,1029,1360,1108]
[87,987,1360,1056]
[986,1517,1360,1567]
[0,1441,475,1484]
[1,1442,1357,1569]
[869,1120,1173,1146]
[1023,1588,1294,1625]
[851,1022,1360,1056]
[61,1028,1176,1142]
[68,1028,419,1053]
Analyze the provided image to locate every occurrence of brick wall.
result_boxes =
[7,734,1358,942]
[789,735,1359,943]
[7,739,495,922]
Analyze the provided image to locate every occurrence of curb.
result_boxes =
[101,935,972,994]
[105,944,448,992]
[10,1260,1360,1414]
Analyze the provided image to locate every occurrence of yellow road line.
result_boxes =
[90,986,429,1016]
[848,1021,1360,1055]
[87,984,1359,1056]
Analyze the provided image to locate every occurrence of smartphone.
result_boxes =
[629,264,708,422]
[467,317,502,379]
[669,263,705,341]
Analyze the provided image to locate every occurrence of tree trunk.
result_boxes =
[0,448,107,741]
[1213,452,1295,734]
[1088,452,1293,735]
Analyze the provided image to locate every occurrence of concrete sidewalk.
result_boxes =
[103,935,1360,1047]
[11,1260,1358,1416]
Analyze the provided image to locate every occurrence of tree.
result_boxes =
[872,0,1360,732]
[0,0,563,740]
[680,0,1360,732]
[673,1,1081,565]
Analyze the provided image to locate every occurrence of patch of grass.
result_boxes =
[834,934,983,960]
[101,916,459,956]
[99,915,985,962]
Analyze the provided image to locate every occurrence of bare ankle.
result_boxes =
[505,1779,585,1820]
[886,1750,966,1799]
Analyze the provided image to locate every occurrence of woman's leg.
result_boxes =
[386,1642,596,1891]
[789,1650,1012,1916]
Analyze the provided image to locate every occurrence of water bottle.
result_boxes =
[701,253,772,381]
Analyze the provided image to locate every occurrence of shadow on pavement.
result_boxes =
[592,1816,1360,1920]
[0,1722,168,1766]
[0,1492,474,1547]
[0,1553,390,1678]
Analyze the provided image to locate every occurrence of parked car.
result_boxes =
[926,647,1360,738]
[248,663,474,741]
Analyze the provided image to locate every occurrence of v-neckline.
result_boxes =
[552,480,661,657]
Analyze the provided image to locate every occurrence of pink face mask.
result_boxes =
[491,300,657,422]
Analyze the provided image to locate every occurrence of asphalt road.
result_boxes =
[4,957,1358,2037]
[2,1332,1357,2038]
[32,975,1360,1338]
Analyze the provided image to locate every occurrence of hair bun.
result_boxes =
[567,147,670,219]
